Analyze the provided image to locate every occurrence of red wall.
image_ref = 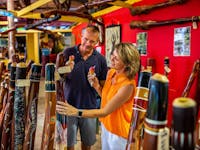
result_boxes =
[72,0,200,126]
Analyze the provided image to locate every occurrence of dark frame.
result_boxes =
[136,32,147,55]
[173,26,191,56]
[105,25,121,67]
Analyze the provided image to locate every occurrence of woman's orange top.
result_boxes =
[99,69,136,139]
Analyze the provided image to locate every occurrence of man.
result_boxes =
[63,25,108,150]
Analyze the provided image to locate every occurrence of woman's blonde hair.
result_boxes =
[115,42,140,79]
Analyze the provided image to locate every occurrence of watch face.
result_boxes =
[78,110,83,117]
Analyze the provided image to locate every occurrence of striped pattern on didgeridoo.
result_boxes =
[14,62,27,150]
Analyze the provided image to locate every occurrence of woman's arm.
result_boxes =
[56,84,134,118]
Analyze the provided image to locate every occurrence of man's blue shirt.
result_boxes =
[63,45,108,109]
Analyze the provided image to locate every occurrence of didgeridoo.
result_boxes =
[23,63,42,150]
[171,97,196,150]
[126,71,152,150]
[41,63,56,150]
[143,73,169,150]
[14,62,27,149]
[0,63,17,150]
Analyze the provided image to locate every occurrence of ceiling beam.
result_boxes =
[16,0,141,19]
[16,28,72,33]
[16,0,53,17]
[109,0,135,8]
[60,16,88,23]
[92,0,141,17]
[20,12,89,23]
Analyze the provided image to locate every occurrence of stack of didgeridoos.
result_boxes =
[23,63,42,150]
[143,73,169,150]
[126,71,152,150]
[41,63,56,150]
[14,62,27,149]
[0,62,17,150]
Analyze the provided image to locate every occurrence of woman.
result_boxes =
[56,42,140,150]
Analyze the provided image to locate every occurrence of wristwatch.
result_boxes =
[78,109,83,117]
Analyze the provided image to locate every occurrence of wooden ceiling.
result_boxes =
[0,0,140,31]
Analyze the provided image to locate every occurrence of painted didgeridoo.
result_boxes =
[143,73,169,150]
[55,52,67,150]
[0,61,6,82]
[171,97,196,150]
[7,54,20,71]
[41,50,50,77]
[14,62,27,150]
[9,56,20,150]
[195,68,200,149]
[0,62,17,150]
[41,63,56,150]
[126,71,152,150]
[25,60,34,76]
[0,74,9,112]
[147,58,155,73]
[182,59,199,97]
[0,75,9,143]
[23,63,42,150]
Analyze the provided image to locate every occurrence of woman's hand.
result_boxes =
[87,73,100,89]
[56,101,78,116]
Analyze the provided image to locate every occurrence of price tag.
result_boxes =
[57,66,71,74]
[157,127,169,150]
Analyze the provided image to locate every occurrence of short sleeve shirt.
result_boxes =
[63,45,108,109]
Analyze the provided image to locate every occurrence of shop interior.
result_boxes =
[0,0,200,149]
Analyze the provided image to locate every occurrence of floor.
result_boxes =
[34,78,101,149]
